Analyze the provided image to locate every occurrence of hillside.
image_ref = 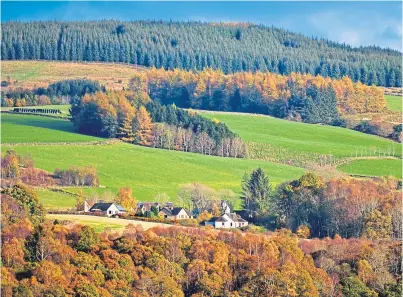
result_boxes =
[1,114,305,208]
[1,20,401,87]
[201,111,401,158]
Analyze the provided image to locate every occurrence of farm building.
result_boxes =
[205,213,248,229]
[88,202,126,217]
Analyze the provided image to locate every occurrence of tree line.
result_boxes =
[1,184,401,297]
[2,20,401,87]
[70,91,246,158]
[1,79,104,107]
[130,68,386,124]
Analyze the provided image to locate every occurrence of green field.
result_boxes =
[201,111,401,158]
[4,142,304,203]
[338,159,402,179]
[385,95,402,112]
[47,214,170,232]
[36,190,76,209]
[1,113,102,143]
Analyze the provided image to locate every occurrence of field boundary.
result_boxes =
[3,139,121,146]
[1,110,70,120]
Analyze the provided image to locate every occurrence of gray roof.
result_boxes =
[208,213,247,223]
[161,207,191,217]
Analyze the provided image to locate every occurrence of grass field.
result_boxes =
[36,190,76,209]
[201,111,401,158]
[2,60,144,90]
[338,159,402,179]
[47,214,170,232]
[4,142,305,203]
[1,113,102,143]
[385,95,402,112]
[1,105,71,118]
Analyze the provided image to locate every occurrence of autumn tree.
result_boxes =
[363,210,392,240]
[134,106,153,146]
[115,187,137,212]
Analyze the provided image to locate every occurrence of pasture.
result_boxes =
[338,158,402,179]
[385,95,402,112]
[47,214,171,232]
[36,189,76,210]
[4,142,305,203]
[2,60,144,90]
[1,113,102,143]
[201,111,401,158]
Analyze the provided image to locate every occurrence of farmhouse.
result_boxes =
[205,213,248,229]
[89,202,126,217]
[159,207,193,220]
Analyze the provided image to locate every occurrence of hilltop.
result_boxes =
[1,20,401,86]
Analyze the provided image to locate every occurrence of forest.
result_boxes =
[1,20,401,87]
[1,183,402,297]
[130,68,385,123]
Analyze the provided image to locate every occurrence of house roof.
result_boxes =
[208,213,247,223]
[159,207,173,216]
[89,202,126,212]
[170,207,192,217]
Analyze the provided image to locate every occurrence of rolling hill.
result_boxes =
[1,113,305,208]
[201,111,401,156]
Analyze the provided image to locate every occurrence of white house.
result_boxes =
[88,202,126,217]
[205,213,248,229]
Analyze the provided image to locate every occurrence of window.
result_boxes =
[108,210,112,214]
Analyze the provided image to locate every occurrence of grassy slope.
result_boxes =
[36,190,76,209]
[4,142,304,203]
[338,159,402,179]
[202,112,401,158]
[385,95,402,112]
[1,113,102,143]
[2,60,144,90]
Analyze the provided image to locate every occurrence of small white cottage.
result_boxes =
[205,213,248,229]
[88,202,126,217]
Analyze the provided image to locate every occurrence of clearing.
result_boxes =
[47,214,171,232]
[2,60,144,90]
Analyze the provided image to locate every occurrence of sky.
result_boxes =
[1,1,402,50]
